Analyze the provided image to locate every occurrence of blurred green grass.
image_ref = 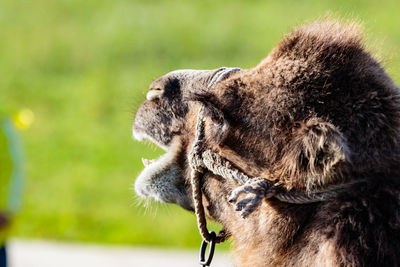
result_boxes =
[1,0,400,248]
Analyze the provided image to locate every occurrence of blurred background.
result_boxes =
[1,0,400,261]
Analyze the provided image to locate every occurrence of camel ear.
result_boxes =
[279,119,350,191]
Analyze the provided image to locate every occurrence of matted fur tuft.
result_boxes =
[277,118,350,192]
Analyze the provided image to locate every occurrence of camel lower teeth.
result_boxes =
[142,158,156,167]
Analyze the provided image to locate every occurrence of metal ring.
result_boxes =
[199,231,216,266]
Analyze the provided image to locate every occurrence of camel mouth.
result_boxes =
[132,126,174,181]
[133,144,176,199]
[133,129,193,210]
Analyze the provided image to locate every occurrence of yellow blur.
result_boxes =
[13,109,34,130]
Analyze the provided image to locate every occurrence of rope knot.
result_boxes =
[228,178,279,218]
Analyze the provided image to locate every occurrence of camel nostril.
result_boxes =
[146,89,163,101]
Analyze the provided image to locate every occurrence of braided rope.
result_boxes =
[189,107,228,243]
[201,148,355,204]
[202,150,249,184]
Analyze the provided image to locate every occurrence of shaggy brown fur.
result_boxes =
[133,20,400,266]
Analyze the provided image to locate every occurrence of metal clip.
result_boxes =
[199,231,216,266]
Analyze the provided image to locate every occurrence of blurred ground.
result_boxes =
[8,239,232,267]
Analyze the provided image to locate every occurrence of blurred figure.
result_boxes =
[0,110,26,267]
[0,246,5,267]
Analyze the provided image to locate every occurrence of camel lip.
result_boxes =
[132,125,169,151]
